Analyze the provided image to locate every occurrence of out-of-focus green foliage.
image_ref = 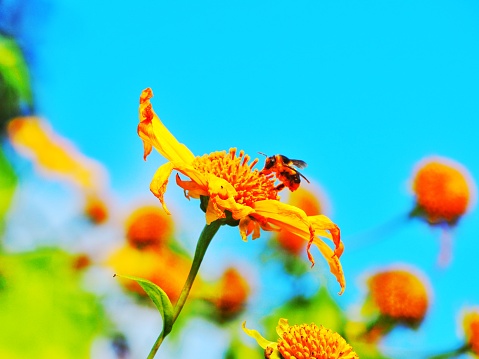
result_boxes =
[224,335,263,359]
[0,248,106,358]
[0,148,17,231]
[0,33,33,132]
[347,340,391,359]
[262,286,346,339]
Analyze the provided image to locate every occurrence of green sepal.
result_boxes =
[115,274,174,336]
[409,203,459,227]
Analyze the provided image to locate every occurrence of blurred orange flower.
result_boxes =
[137,88,345,294]
[463,310,479,355]
[411,157,474,226]
[209,267,250,320]
[276,186,324,256]
[107,244,200,303]
[243,318,358,359]
[125,205,173,249]
[367,268,429,326]
[84,195,109,224]
[7,116,106,192]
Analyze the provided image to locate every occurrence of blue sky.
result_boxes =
[10,0,479,357]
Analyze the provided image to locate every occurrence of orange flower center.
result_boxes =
[192,148,279,206]
[275,323,358,359]
[413,161,471,223]
[369,270,428,323]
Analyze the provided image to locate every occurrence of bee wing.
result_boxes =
[284,164,310,183]
[290,159,307,169]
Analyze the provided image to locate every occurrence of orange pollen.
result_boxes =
[276,323,359,359]
[192,148,279,206]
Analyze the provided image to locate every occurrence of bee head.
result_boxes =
[259,152,276,170]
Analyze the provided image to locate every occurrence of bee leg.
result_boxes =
[275,183,286,191]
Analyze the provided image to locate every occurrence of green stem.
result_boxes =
[172,221,221,322]
[147,220,222,358]
[146,334,166,359]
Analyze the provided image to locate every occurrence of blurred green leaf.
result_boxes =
[115,274,174,337]
[224,335,264,359]
[348,340,392,359]
[0,148,17,228]
[0,248,106,358]
[262,286,346,340]
[0,34,33,129]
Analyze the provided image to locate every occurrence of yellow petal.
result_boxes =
[149,162,175,214]
[176,164,209,189]
[313,239,346,295]
[201,174,256,224]
[276,318,290,337]
[205,174,238,199]
[239,217,252,241]
[242,321,279,357]
[254,200,346,294]
[8,117,105,192]
[175,174,208,199]
[253,200,312,231]
[215,196,255,221]
[239,216,261,241]
[205,198,226,224]
[138,88,195,164]
[309,214,344,258]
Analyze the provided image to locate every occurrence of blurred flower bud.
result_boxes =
[411,157,474,226]
[463,309,479,355]
[125,205,173,249]
[107,244,199,303]
[367,269,429,328]
[84,195,109,225]
[211,267,250,320]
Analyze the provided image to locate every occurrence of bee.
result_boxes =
[259,153,310,192]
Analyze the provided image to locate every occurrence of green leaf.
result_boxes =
[0,148,17,233]
[115,274,174,336]
[0,34,33,128]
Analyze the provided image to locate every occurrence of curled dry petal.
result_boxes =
[138,88,195,164]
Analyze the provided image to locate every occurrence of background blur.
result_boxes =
[1,1,478,358]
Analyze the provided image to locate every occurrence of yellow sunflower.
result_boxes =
[137,88,345,294]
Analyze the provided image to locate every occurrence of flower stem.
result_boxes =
[146,335,165,359]
[173,221,221,322]
[147,220,222,359]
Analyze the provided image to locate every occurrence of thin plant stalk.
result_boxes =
[147,220,222,359]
